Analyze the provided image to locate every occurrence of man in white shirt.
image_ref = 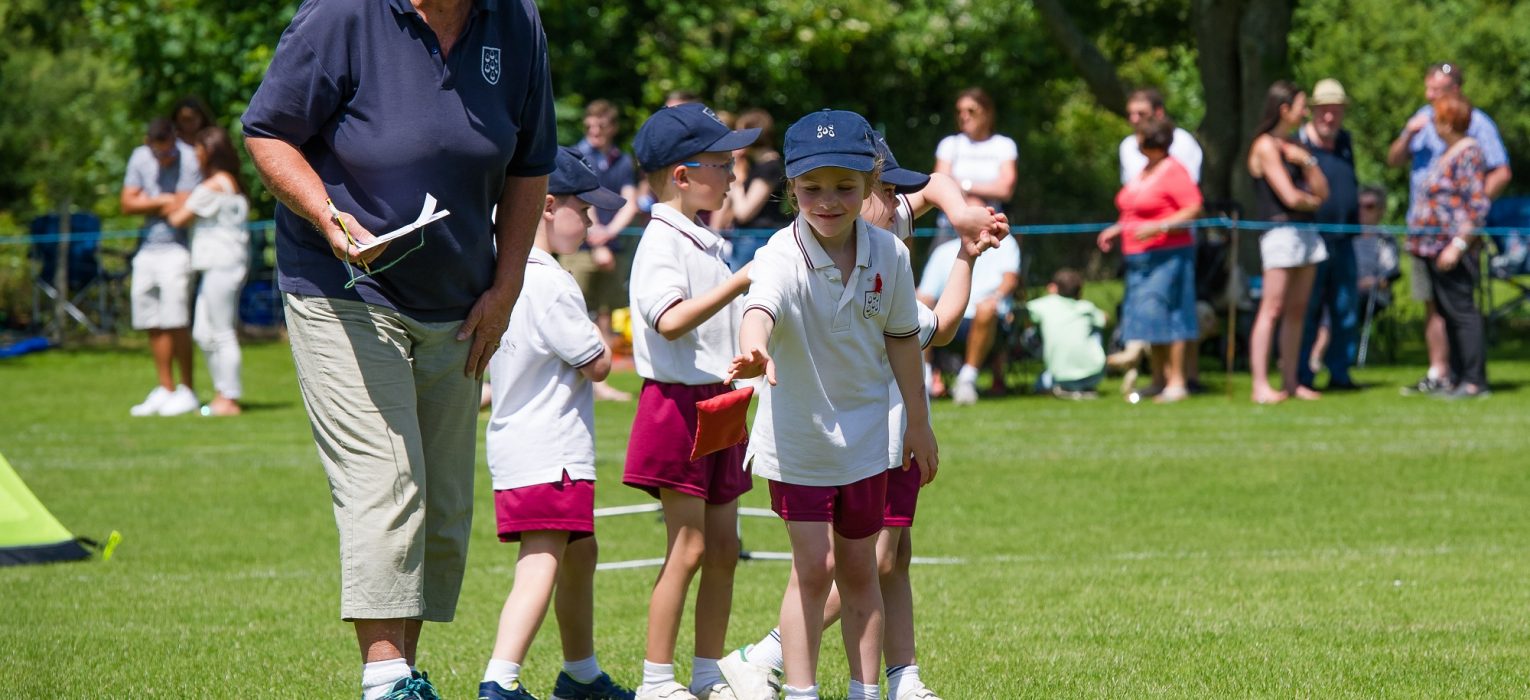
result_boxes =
[1119,88,1203,184]
[917,233,1021,404]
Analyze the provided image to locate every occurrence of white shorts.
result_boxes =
[130,246,193,330]
[1260,226,1328,270]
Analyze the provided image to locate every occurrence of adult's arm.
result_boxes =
[1253,137,1323,212]
[904,172,1006,251]
[590,184,641,245]
[1485,166,1513,199]
[120,187,174,217]
[458,173,549,378]
[967,158,1017,202]
[728,170,776,223]
[246,136,381,264]
[1387,113,1429,167]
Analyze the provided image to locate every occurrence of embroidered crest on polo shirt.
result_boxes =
[863,273,883,319]
[482,47,502,85]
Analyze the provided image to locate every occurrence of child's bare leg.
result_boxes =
[878,527,915,667]
[695,499,741,659]
[781,521,835,691]
[555,536,598,663]
[835,529,884,685]
[646,490,707,665]
[490,531,570,663]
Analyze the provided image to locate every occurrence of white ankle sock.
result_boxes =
[361,658,412,700]
[563,654,601,683]
[784,684,819,700]
[848,680,879,700]
[690,656,722,693]
[483,658,521,688]
[641,660,675,689]
[887,664,922,698]
[752,628,786,673]
[957,364,979,383]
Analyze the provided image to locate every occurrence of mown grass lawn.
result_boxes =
[3,341,1529,698]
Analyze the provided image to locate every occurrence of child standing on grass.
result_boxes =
[720,133,1005,700]
[623,102,759,700]
[479,148,635,700]
[726,110,937,700]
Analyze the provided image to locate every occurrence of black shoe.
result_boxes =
[1326,379,1362,392]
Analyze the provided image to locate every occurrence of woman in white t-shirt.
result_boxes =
[933,87,1019,212]
[169,127,250,416]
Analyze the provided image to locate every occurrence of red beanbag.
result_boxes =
[690,385,755,461]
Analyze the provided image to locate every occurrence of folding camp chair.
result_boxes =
[28,213,126,336]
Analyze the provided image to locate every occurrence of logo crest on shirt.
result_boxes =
[863,273,883,319]
[481,47,502,85]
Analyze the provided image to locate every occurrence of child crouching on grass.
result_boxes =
[1026,268,1107,399]
[478,148,635,700]
[726,110,937,700]
[719,133,1007,700]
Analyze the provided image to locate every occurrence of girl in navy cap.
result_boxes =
[726,110,935,700]
[622,102,759,700]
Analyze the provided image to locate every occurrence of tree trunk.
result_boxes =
[1031,0,1128,116]
[1193,0,1246,211]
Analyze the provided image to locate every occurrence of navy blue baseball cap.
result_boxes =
[873,131,930,194]
[549,146,626,210]
[784,110,877,178]
[633,102,760,173]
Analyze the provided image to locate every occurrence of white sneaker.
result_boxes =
[130,386,172,416]
[719,647,780,700]
[637,681,698,700]
[157,385,200,416]
[898,687,943,700]
[695,683,739,700]
[951,378,978,405]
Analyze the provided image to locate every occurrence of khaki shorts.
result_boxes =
[558,248,629,315]
[284,294,481,622]
[130,246,193,330]
[1410,255,1435,302]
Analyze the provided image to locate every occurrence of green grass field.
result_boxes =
[4,341,1530,698]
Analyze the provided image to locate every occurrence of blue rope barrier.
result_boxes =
[2,217,1524,247]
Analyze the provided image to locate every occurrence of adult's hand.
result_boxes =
[458,284,516,379]
[322,209,389,266]
[1436,244,1463,272]
[591,244,616,271]
[1097,224,1122,252]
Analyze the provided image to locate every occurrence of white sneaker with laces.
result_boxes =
[898,687,943,700]
[719,647,779,700]
[157,384,200,416]
[636,681,698,700]
[951,378,978,406]
[695,682,739,700]
[130,386,172,416]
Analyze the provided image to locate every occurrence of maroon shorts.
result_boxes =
[882,462,922,528]
[494,471,595,543]
[624,380,752,505]
[768,472,888,540]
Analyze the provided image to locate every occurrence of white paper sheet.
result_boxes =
[355,194,451,252]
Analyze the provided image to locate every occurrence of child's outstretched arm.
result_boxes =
[654,264,752,341]
[905,172,1005,251]
[725,307,776,385]
[886,333,938,484]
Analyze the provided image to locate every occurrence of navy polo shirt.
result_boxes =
[242,0,557,322]
[1299,127,1359,230]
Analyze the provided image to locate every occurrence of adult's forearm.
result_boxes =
[245,137,330,229]
[1386,134,1412,168]
[1486,167,1512,199]
[492,175,549,293]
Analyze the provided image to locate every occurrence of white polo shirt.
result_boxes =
[744,218,921,487]
[486,248,606,491]
[629,203,742,385]
[1119,128,1203,184]
[890,194,915,242]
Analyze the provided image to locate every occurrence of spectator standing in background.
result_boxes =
[1406,95,1491,400]
[170,96,215,147]
[1296,79,1362,392]
[574,99,642,401]
[722,108,791,271]
[1246,80,1329,404]
[1119,88,1202,184]
[1387,62,1512,394]
[123,117,202,417]
[934,88,1018,224]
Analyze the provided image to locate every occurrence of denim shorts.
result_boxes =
[1121,245,1198,344]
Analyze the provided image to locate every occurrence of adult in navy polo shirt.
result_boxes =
[241,0,555,696]
[1296,79,1362,392]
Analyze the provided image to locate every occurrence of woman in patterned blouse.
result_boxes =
[1406,94,1490,398]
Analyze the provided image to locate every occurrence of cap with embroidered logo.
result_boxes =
[873,131,930,194]
[633,102,760,173]
[548,146,627,210]
[784,110,877,178]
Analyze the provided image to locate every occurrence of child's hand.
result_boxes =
[725,347,776,385]
[953,205,1006,256]
[903,422,939,486]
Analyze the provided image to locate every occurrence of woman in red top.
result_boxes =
[1098,117,1204,403]
[1406,94,1491,398]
